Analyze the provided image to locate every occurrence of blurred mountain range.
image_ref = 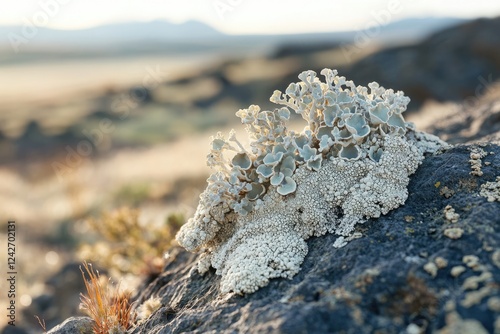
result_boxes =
[0,17,465,61]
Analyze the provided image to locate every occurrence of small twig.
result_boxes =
[34,315,47,332]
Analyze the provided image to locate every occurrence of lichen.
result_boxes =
[463,255,481,270]
[176,69,446,294]
[444,205,460,223]
[437,311,489,334]
[435,256,448,269]
[462,272,493,290]
[423,257,448,278]
[137,297,162,322]
[444,227,464,239]
[450,266,466,278]
[469,146,488,176]
[480,176,500,202]
[440,186,455,198]
[424,262,438,278]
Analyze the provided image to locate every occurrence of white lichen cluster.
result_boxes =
[444,205,460,223]
[480,176,500,202]
[176,69,446,294]
[137,297,162,322]
[469,146,488,176]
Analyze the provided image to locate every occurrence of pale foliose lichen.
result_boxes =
[176,69,447,294]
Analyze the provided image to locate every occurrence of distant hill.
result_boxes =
[339,16,500,109]
[0,20,224,49]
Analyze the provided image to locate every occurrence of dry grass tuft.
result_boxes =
[79,262,136,334]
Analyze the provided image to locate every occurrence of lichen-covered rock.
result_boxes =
[43,91,500,334]
[176,69,446,294]
[132,143,500,334]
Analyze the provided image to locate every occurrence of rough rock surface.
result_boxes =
[46,317,93,334]
[130,144,500,333]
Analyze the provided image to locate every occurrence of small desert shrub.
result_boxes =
[114,182,151,206]
[79,207,184,277]
[79,262,136,334]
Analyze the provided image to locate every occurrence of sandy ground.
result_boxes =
[0,54,221,109]
[0,131,214,227]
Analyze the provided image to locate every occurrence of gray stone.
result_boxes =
[46,317,93,334]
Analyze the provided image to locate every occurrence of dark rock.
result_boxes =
[46,317,93,334]
[14,120,54,159]
[271,42,342,59]
[12,120,91,164]
[85,109,123,121]
[128,142,500,333]
[129,86,152,104]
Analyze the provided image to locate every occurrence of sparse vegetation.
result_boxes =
[79,207,184,277]
[79,261,136,334]
[114,182,152,206]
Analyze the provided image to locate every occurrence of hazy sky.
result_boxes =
[2,0,500,34]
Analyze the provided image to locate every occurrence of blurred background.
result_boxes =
[0,0,499,332]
